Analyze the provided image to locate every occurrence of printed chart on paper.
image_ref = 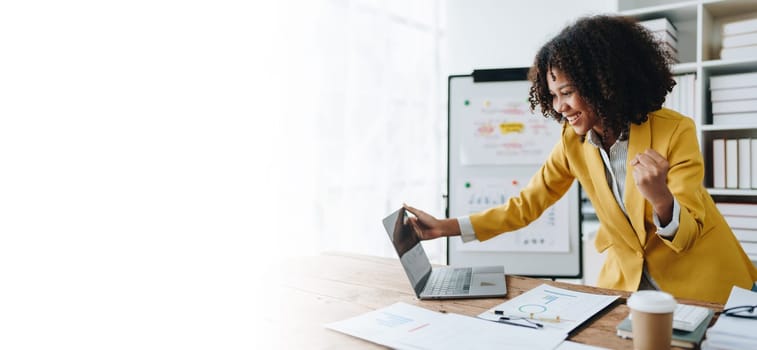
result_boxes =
[478,284,620,333]
[456,177,569,252]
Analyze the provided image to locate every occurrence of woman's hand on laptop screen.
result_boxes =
[403,204,461,240]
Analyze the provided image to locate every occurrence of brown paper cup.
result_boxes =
[630,309,673,350]
[627,291,677,350]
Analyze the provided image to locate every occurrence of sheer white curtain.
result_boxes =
[279,0,448,263]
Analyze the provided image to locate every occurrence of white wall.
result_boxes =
[444,0,618,283]
[446,0,618,74]
[0,2,623,348]
[2,2,282,348]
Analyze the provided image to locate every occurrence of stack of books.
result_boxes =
[717,202,757,267]
[664,73,696,119]
[701,286,757,349]
[639,18,678,62]
[616,304,714,349]
[711,138,757,189]
[710,72,757,126]
[721,16,757,60]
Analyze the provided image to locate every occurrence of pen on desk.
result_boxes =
[500,316,544,328]
[494,310,560,323]
[496,317,542,329]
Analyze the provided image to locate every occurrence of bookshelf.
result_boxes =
[618,0,757,266]
[620,0,757,197]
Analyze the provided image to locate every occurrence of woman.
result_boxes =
[405,15,757,304]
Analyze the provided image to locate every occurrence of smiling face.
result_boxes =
[547,68,603,138]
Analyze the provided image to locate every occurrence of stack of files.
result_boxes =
[710,72,757,126]
[717,202,757,266]
[701,286,757,350]
[616,304,715,349]
[711,138,757,189]
[663,74,696,119]
[639,18,678,62]
[720,16,757,60]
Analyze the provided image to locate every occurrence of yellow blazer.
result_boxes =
[470,108,757,303]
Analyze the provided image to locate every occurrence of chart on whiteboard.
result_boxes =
[456,177,569,252]
[459,96,560,165]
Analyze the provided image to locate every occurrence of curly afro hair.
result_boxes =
[527,15,676,141]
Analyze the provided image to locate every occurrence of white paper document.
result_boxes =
[325,302,567,350]
[478,284,620,333]
[704,286,757,349]
[555,340,610,350]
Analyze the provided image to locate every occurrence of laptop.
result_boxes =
[381,207,507,299]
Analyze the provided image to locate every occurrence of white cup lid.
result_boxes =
[627,291,677,314]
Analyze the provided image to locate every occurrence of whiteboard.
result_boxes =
[446,68,583,279]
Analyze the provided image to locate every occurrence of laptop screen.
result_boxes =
[382,208,432,292]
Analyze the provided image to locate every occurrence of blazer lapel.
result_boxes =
[584,140,643,252]
[624,121,651,247]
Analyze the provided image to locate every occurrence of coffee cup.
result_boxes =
[627,290,677,350]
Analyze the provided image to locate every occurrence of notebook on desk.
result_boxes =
[381,207,506,299]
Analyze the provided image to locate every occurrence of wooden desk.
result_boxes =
[280,252,723,349]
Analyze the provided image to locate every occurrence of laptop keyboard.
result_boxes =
[428,268,472,295]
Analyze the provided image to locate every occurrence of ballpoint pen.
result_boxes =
[496,316,543,329]
[494,310,561,323]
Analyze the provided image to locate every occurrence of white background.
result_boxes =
[0,0,615,349]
